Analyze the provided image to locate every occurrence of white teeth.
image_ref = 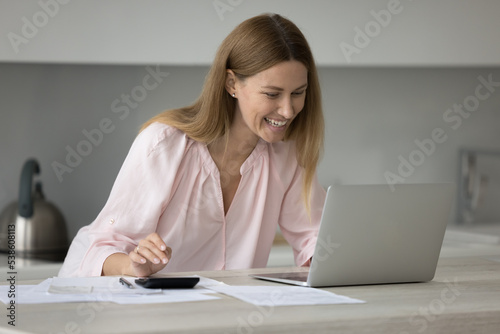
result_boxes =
[265,117,287,127]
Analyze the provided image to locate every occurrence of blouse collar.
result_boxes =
[198,138,268,176]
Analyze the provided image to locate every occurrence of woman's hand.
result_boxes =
[127,233,172,277]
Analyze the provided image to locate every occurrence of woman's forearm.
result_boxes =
[102,253,132,276]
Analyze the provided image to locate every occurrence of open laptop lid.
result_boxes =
[252,183,456,287]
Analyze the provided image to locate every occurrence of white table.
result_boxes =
[1,225,500,334]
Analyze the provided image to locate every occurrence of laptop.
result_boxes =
[251,183,456,287]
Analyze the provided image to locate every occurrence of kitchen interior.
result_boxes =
[1,0,500,280]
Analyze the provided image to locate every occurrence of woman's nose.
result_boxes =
[278,97,294,119]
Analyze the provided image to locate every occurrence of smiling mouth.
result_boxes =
[264,117,288,127]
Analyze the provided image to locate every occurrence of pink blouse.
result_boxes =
[58,122,326,277]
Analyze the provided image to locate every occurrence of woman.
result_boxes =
[58,13,326,278]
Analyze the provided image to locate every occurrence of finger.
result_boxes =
[137,239,168,265]
[144,234,170,264]
[146,233,168,252]
[129,249,147,265]
[164,246,172,260]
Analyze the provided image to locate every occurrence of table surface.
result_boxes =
[2,247,500,334]
[2,224,500,334]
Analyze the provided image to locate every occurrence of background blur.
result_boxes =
[1,0,500,239]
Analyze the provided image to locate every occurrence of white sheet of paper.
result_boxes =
[0,285,102,304]
[208,285,365,306]
[0,276,223,305]
[195,275,227,289]
[46,276,162,294]
[110,290,220,304]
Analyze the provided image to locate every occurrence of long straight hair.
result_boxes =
[142,13,324,214]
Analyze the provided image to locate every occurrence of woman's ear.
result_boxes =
[225,69,236,96]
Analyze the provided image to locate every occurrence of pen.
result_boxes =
[119,277,134,289]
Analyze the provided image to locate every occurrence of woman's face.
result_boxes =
[229,60,308,144]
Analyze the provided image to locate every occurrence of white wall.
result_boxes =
[1,64,499,238]
[1,0,500,66]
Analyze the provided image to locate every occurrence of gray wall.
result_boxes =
[1,64,500,238]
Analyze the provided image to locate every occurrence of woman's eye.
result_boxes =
[263,91,304,98]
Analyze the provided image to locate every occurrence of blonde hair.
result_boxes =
[142,13,324,213]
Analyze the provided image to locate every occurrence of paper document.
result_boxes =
[0,276,221,305]
[45,276,162,294]
[208,285,365,306]
[0,276,364,306]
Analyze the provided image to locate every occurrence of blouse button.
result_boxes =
[110,218,115,225]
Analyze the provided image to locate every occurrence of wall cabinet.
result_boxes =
[1,0,499,67]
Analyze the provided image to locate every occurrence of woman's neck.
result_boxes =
[208,120,259,173]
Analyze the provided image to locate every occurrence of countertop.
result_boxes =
[1,254,500,333]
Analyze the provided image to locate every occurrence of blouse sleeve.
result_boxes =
[58,123,187,277]
[278,165,326,267]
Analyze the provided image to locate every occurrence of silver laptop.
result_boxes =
[251,183,456,287]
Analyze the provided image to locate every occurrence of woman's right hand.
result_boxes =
[127,233,172,277]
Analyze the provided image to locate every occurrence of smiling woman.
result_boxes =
[226,60,308,144]
[58,13,326,278]
[142,13,324,211]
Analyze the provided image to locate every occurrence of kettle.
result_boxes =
[0,159,69,261]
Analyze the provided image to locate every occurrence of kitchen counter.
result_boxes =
[2,254,500,333]
[1,224,500,333]
[0,254,62,281]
